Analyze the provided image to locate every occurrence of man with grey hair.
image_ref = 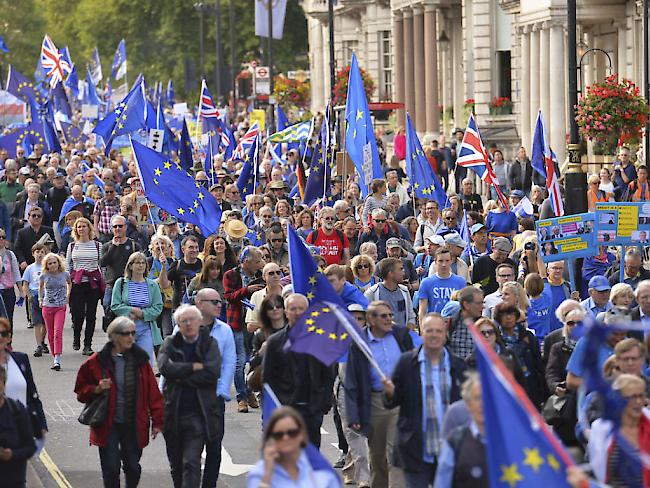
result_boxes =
[158,304,221,488]
[0,159,23,213]
[356,208,400,261]
[263,293,335,448]
[306,206,350,266]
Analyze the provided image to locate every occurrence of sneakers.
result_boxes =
[27,323,34,329]
[333,453,346,469]
[41,343,49,354]
[82,347,94,356]
[247,393,260,409]
[51,361,60,371]
[237,400,249,413]
[33,345,43,357]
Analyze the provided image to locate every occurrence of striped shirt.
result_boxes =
[127,280,150,308]
[66,240,102,282]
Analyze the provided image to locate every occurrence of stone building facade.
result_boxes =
[302,0,649,164]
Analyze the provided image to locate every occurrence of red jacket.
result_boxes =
[223,267,261,332]
[74,342,164,449]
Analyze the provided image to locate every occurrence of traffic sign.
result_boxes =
[255,66,271,96]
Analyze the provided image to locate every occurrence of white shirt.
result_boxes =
[5,355,27,407]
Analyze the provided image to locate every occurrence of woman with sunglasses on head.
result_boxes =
[0,317,47,456]
[110,252,163,367]
[247,406,340,488]
[0,228,24,333]
[74,317,164,488]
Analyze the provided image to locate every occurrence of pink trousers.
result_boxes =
[43,305,66,356]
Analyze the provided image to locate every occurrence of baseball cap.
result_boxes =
[493,237,513,253]
[588,275,611,292]
[470,223,486,235]
[386,237,402,249]
[444,233,466,248]
[510,189,525,199]
[441,301,461,318]
[347,303,366,314]
[19,167,30,175]
[425,234,445,246]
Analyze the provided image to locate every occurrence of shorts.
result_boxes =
[29,290,44,325]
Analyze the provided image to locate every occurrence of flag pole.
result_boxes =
[194,80,204,164]
[253,135,259,193]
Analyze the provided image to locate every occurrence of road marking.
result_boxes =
[320,427,329,434]
[202,445,253,477]
[39,448,73,488]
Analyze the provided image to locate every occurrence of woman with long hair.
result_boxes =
[296,209,315,240]
[350,255,378,292]
[201,235,237,274]
[361,179,388,229]
[248,295,286,392]
[188,256,225,309]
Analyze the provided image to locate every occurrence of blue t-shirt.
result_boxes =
[544,282,570,332]
[22,263,43,291]
[486,211,517,236]
[419,273,466,313]
[527,289,552,339]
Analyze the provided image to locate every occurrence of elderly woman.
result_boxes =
[74,317,164,488]
[543,300,586,363]
[0,364,36,487]
[148,235,175,338]
[545,306,585,401]
[66,217,103,356]
[350,255,378,292]
[111,252,163,366]
[358,242,379,265]
[588,374,650,485]
[247,406,340,488]
[598,283,635,320]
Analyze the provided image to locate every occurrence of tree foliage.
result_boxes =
[0,0,308,102]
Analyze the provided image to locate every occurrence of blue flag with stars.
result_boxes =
[131,139,222,236]
[178,119,194,173]
[0,122,45,158]
[6,65,44,118]
[303,109,333,206]
[471,327,574,488]
[405,113,448,207]
[41,116,61,153]
[344,52,382,198]
[287,225,343,306]
[65,64,79,97]
[236,134,259,198]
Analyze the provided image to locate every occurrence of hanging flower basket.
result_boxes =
[576,74,649,153]
[489,97,513,115]
[272,76,310,109]
[332,65,375,106]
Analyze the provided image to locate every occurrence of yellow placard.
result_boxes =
[250,109,266,131]
[616,205,638,237]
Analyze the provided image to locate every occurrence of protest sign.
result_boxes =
[536,212,596,263]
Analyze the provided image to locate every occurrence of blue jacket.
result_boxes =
[344,326,413,435]
[340,282,369,309]
[384,346,466,472]
[10,351,47,436]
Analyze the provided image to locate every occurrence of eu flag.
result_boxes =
[405,113,448,207]
[60,121,86,144]
[94,80,147,153]
[303,110,333,206]
[0,123,45,158]
[287,225,342,306]
[42,116,61,153]
[471,327,574,488]
[178,119,194,173]
[65,64,79,97]
[131,140,222,236]
[6,65,43,117]
[236,135,259,198]
[344,53,381,198]
[111,39,127,80]
[166,80,175,107]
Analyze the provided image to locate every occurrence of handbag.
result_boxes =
[78,369,109,427]
[246,366,263,392]
[102,278,125,332]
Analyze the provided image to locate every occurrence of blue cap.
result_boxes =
[440,300,461,318]
[510,189,525,199]
[588,275,611,292]
[470,223,486,235]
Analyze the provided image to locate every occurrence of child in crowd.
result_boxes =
[39,253,71,371]
[22,244,48,358]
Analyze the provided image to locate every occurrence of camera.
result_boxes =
[524,242,536,251]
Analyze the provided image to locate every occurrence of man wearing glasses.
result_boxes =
[306,207,350,266]
[224,183,243,211]
[435,208,460,238]
[93,182,120,243]
[14,208,57,271]
[261,225,289,270]
[483,263,516,318]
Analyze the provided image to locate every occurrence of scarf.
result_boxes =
[424,352,450,458]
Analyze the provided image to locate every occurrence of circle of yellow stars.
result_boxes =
[17,129,44,148]
[151,158,208,217]
[304,306,349,341]
[499,448,561,488]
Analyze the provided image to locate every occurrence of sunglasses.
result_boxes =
[0,235,5,239]
[201,299,222,306]
[374,219,386,224]
[30,214,43,218]
[444,216,456,221]
[481,329,496,337]
[266,270,282,276]
[0,330,10,338]
[566,321,577,327]
[268,304,284,311]
[269,428,301,441]
[117,330,137,336]
[373,312,394,319]
[112,224,125,229]
[357,264,370,269]
[322,217,335,221]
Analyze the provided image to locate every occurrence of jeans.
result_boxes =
[98,422,143,488]
[70,282,101,349]
[43,305,66,356]
[294,404,324,449]
[404,463,437,488]
[134,319,154,367]
[102,285,113,311]
[0,287,16,332]
[164,414,207,488]
[201,397,225,488]
[233,330,249,401]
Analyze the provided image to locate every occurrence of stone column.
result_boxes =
[529,26,540,136]
[539,25,551,133]
[309,18,324,112]
[413,6,426,131]
[452,13,463,129]
[322,22,331,101]
[393,10,405,123]
[520,26,531,151]
[617,23,628,78]
[424,5,439,134]
[403,9,415,123]
[549,23,566,164]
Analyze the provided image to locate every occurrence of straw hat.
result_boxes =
[224,219,247,239]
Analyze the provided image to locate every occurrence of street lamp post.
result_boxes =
[644,0,649,161]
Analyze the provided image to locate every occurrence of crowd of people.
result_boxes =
[0,116,648,488]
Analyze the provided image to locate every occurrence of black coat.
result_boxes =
[384,346,466,472]
[545,339,575,393]
[344,327,414,435]
[0,397,36,486]
[262,327,335,415]
[158,327,221,440]
[9,351,47,437]
[13,225,57,265]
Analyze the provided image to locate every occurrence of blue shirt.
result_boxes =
[247,450,340,488]
[433,421,485,488]
[367,329,402,391]
[419,347,451,464]
[580,296,612,318]
[566,336,614,378]
[171,318,236,400]
[419,274,466,313]
[544,282,570,332]
[486,210,517,236]
[527,289,552,339]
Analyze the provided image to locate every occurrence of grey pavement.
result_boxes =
[11,305,345,487]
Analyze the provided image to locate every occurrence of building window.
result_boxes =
[378,31,392,100]
[341,40,358,70]
[496,50,511,99]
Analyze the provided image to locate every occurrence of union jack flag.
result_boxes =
[40,35,70,88]
[531,110,564,217]
[198,80,219,133]
[456,113,509,209]
[232,122,260,161]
